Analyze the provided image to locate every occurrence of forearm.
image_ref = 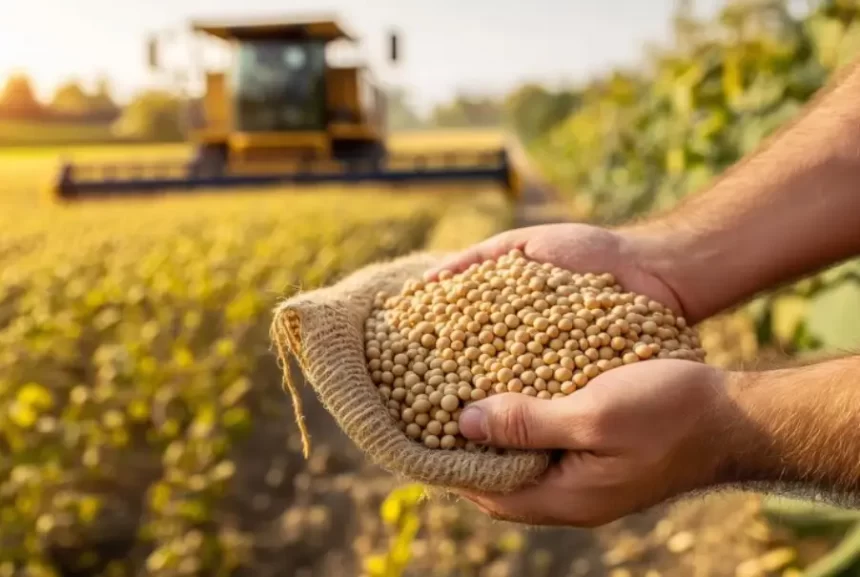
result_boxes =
[621,61,860,322]
[714,355,860,505]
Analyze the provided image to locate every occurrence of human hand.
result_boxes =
[425,223,690,322]
[454,359,733,527]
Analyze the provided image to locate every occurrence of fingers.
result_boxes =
[454,456,613,527]
[423,232,527,280]
[458,484,612,528]
[457,392,593,450]
[461,484,563,525]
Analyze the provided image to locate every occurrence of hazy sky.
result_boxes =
[0,0,802,113]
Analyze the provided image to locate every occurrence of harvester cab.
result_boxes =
[53,15,520,201]
[189,16,387,174]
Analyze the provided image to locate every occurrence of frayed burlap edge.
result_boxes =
[270,250,551,494]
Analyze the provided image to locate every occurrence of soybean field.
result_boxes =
[0,120,851,577]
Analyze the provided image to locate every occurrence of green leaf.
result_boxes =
[820,259,860,286]
[362,554,389,577]
[379,493,403,526]
[761,496,860,535]
[807,15,846,69]
[806,280,860,351]
[771,295,810,345]
[804,521,860,577]
[77,495,102,525]
[16,382,53,410]
[837,19,860,68]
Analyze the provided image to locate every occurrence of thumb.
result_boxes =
[458,393,587,450]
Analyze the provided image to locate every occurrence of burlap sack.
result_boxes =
[270,251,551,494]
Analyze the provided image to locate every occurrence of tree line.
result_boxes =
[0,72,584,144]
[384,85,582,142]
[0,73,120,123]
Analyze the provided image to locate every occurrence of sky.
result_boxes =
[0,0,802,113]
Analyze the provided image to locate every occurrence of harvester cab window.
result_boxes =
[233,39,327,132]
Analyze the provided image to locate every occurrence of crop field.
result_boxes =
[0,119,116,147]
[0,118,507,149]
[0,128,506,205]
[0,128,574,577]
[0,124,853,577]
[0,164,521,576]
[2,1,853,574]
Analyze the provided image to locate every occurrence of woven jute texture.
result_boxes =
[270,251,550,494]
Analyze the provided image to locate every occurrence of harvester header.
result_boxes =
[53,13,520,201]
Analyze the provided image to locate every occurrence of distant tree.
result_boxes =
[0,73,43,119]
[429,99,468,127]
[89,75,119,116]
[50,75,120,121]
[504,83,582,143]
[672,0,705,52]
[49,80,92,116]
[386,87,426,130]
[112,89,185,141]
[430,94,503,128]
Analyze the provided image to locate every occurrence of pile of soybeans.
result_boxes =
[364,249,706,451]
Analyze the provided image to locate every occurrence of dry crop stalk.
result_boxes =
[364,248,705,452]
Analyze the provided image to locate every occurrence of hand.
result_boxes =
[425,223,688,321]
[454,359,733,527]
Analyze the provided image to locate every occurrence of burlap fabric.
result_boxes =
[270,251,550,494]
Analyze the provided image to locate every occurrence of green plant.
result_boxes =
[363,484,427,577]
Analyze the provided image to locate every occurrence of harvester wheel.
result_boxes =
[363,141,388,171]
[332,139,387,172]
[191,144,228,179]
[372,142,388,166]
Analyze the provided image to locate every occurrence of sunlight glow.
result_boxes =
[0,0,756,111]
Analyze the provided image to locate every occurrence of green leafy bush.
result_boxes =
[530,0,860,356]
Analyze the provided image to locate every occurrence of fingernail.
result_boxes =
[458,407,487,442]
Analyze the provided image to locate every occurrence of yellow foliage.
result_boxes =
[0,141,512,574]
[369,483,427,577]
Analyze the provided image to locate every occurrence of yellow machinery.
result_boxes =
[54,15,520,200]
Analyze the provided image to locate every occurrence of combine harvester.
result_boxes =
[53,15,520,201]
